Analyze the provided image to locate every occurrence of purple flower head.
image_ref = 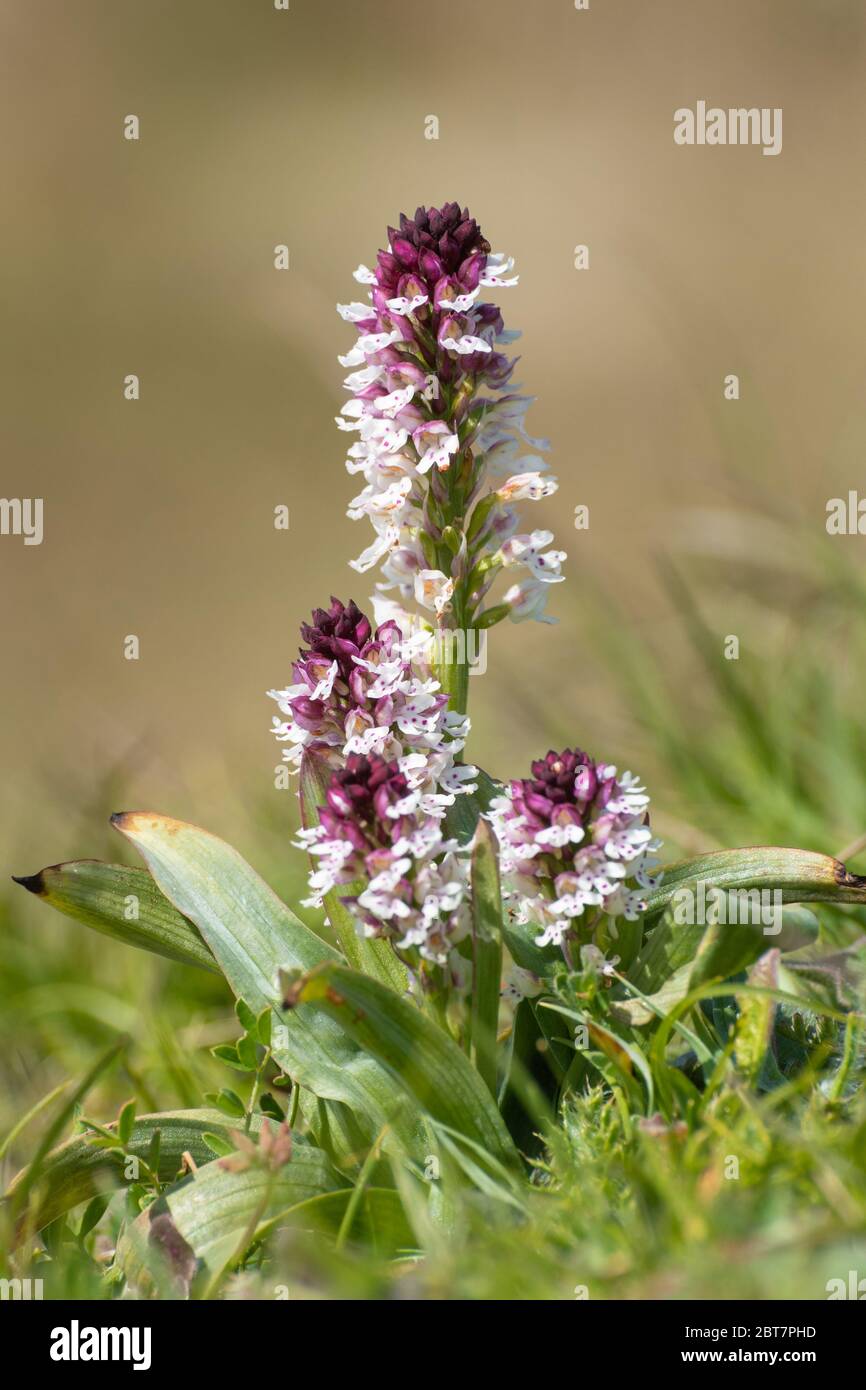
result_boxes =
[338,205,566,632]
[490,746,663,949]
[318,753,415,852]
[377,203,491,298]
[298,752,472,970]
[269,596,475,815]
[299,598,372,680]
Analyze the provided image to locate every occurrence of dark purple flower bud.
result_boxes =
[574,764,597,803]
[392,238,419,269]
[419,249,445,284]
[291,697,326,730]
[457,254,484,291]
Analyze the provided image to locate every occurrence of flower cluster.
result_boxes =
[269,207,663,1001]
[489,748,662,950]
[296,752,471,970]
[336,202,565,632]
[268,596,475,804]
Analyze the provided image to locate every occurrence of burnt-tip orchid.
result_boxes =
[489,748,663,951]
[337,202,566,709]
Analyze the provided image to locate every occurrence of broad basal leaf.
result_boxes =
[285,961,519,1172]
[12,861,217,972]
[118,1141,348,1284]
[5,1109,263,1238]
[111,813,424,1158]
[644,847,866,924]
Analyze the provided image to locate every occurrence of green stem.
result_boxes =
[436,644,470,719]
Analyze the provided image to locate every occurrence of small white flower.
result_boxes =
[386,293,429,315]
[337,301,374,322]
[502,580,555,624]
[480,254,520,288]
[356,330,401,356]
[443,333,493,355]
[497,472,558,502]
[414,569,454,616]
[349,526,399,573]
[342,365,383,393]
[412,422,459,474]
[376,384,416,418]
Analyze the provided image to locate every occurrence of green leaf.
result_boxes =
[78,1194,111,1240]
[210,1044,251,1074]
[235,999,257,1032]
[117,1099,136,1147]
[626,900,820,1017]
[255,1008,272,1047]
[299,752,407,993]
[211,1089,246,1119]
[734,949,781,1084]
[443,767,501,847]
[118,1143,348,1280]
[201,1132,237,1158]
[5,1109,265,1237]
[539,1001,655,1113]
[469,820,503,1098]
[627,906,706,997]
[280,1187,415,1255]
[236,1034,259,1070]
[688,918,764,990]
[259,1094,284,1122]
[12,860,218,972]
[644,847,866,924]
[287,961,519,1172]
[110,812,423,1160]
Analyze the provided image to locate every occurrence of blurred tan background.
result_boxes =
[2,0,865,871]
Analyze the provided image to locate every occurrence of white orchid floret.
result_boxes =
[481,396,551,451]
[439,762,478,796]
[349,524,400,574]
[353,264,377,284]
[499,530,567,584]
[501,963,544,1009]
[337,343,368,368]
[359,416,410,453]
[347,477,413,523]
[480,253,520,288]
[412,421,459,475]
[502,579,556,625]
[337,301,374,323]
[386,293,429,315]
[535,820,585,849]
[342,723,395,758]
[355,329,402,356]
[437,286,481,313]
[343,365,384,393]
[414,569,454,616]
[376,384,417,418]
[497,472,559,502]
[443,332,493,356]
